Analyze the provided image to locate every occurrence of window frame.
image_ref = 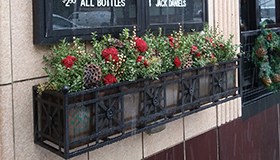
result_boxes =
[241,0,280,31]
[258,0,280,28]
[33,0,208,44]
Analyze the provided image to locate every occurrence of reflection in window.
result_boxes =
[240,0,277,31]
[259,0,276,24]
[52,0,137,30]
[53,14,81,30]
[148,0,203,24]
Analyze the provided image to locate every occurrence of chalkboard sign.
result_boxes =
[33,0,207,44]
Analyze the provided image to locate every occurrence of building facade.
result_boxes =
[0,0,255,160]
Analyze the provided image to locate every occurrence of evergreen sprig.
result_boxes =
[252,23,280,90]
[39,26,239,93]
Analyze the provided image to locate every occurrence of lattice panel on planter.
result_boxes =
[33,59,241,159]
[181,75,200,109]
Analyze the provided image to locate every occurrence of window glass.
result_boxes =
[52,0,137,30]
[148,0,203,24]
[259,0,276,24]
[33,0,207,44]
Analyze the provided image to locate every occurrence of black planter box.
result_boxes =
[33,59,241,159]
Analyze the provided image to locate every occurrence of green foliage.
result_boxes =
[142,28,173,72]
[42,38,95,92]
[40,26,239,93]
[252,24,280,91]
[190,26,238,67]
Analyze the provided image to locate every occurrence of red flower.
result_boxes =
[135,37,148,53]
[211,53,215,59]
[101,47,119,62]
[205,37,213,43]
[136,55,144,62]
[143,60,149,67]
[196,52,201,58]
[61,55,77,69]
[212,43,217,47]
[168,36,175,48]
[267,33,273,41]
[103,74,117,85]
[174,56,181,68]
[191,45,198,53]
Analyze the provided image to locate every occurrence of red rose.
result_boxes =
[174,56,181,68]
[196,52,201,58]
[135,37,148,53]
[211,53,215,59]
[143,60,149,67]
[168,36,175,48]
[101,47,119,62]
[61,55,77,69]
[103,74,117,85]
[191,45,198,53]
[136,55,144,62]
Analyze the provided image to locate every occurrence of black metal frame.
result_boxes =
[240,28,280,105]
[33,59,240,159]
[33,0,208,44]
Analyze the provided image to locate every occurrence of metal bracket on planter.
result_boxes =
[33,59,241,159]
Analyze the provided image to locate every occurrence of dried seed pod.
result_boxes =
[262,77,272,86]
[272,74,280,83]
[256,47,267,58]
[84,64,102,88]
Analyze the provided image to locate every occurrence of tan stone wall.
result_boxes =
[0,0,241,159]
[211,0,240,44]
[0,0,12,84]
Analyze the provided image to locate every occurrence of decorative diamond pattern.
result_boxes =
[96,97,122,133]
[181,77,199,105]
[142,85,165,117]
[212,71,226,94]
[40,102,62,141]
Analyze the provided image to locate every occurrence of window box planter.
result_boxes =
[33,58,241,159]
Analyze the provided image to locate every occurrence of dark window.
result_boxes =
[240,0,280,31]
[53,1,137,29]
[240,0,280,105]
[147,0,206,33]
[52,14,81,29]
[33,0,207,44]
